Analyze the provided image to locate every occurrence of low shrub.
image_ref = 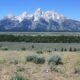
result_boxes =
[73,48,77,52]
[61,48,67,52]
[48,55,63,72]
[36,51,43,54]
[21,47,26,51]
[75,66,80,74]
[16,66,25,72]
[10,59,18,65]
[0,58,6,64]
[46,50,52,53]
[26,55,36,62]
[10,75,28,80]
[69,47,73,52]
[49,63,57,71]
[26,55,45,64]
[74,62,80,74]
[3,47,8,51]
[33,56,45,64]
[48,55,62,65]
[31,45,34,48]
[54,48,57,51]
[61,48,64,52]
[64,48,67,51]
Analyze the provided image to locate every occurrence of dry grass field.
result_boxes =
[0,50,80,80]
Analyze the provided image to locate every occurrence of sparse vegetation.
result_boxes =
[0,51,80,80]
[0,42,79,51]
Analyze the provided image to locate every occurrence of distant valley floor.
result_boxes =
[0,32,80,36]
[0,42,80,51]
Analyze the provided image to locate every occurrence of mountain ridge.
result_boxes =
[0,8,80,32]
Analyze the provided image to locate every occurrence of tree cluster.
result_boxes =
[0,35,80,43]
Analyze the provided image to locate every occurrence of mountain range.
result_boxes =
[0,8,80,32]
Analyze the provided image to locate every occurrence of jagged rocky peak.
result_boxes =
[34,8,43,15]
[34,8,44,21]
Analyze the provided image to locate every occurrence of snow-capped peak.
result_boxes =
[34,8,44,21]
[0,8,80,32]
[20,12,28,18]
[44,10,66,22]
[4,8,67,23]
[35,8,43,14]
[7,13,14,18]
[16,12,28,22]
[33,8,66,22]
[5,13,17,21]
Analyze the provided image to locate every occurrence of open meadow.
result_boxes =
[0,33,80,80]
[0,51,80,80]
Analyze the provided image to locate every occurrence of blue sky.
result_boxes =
[0,0,80,20]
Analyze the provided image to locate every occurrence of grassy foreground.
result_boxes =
[0,51,80,80]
